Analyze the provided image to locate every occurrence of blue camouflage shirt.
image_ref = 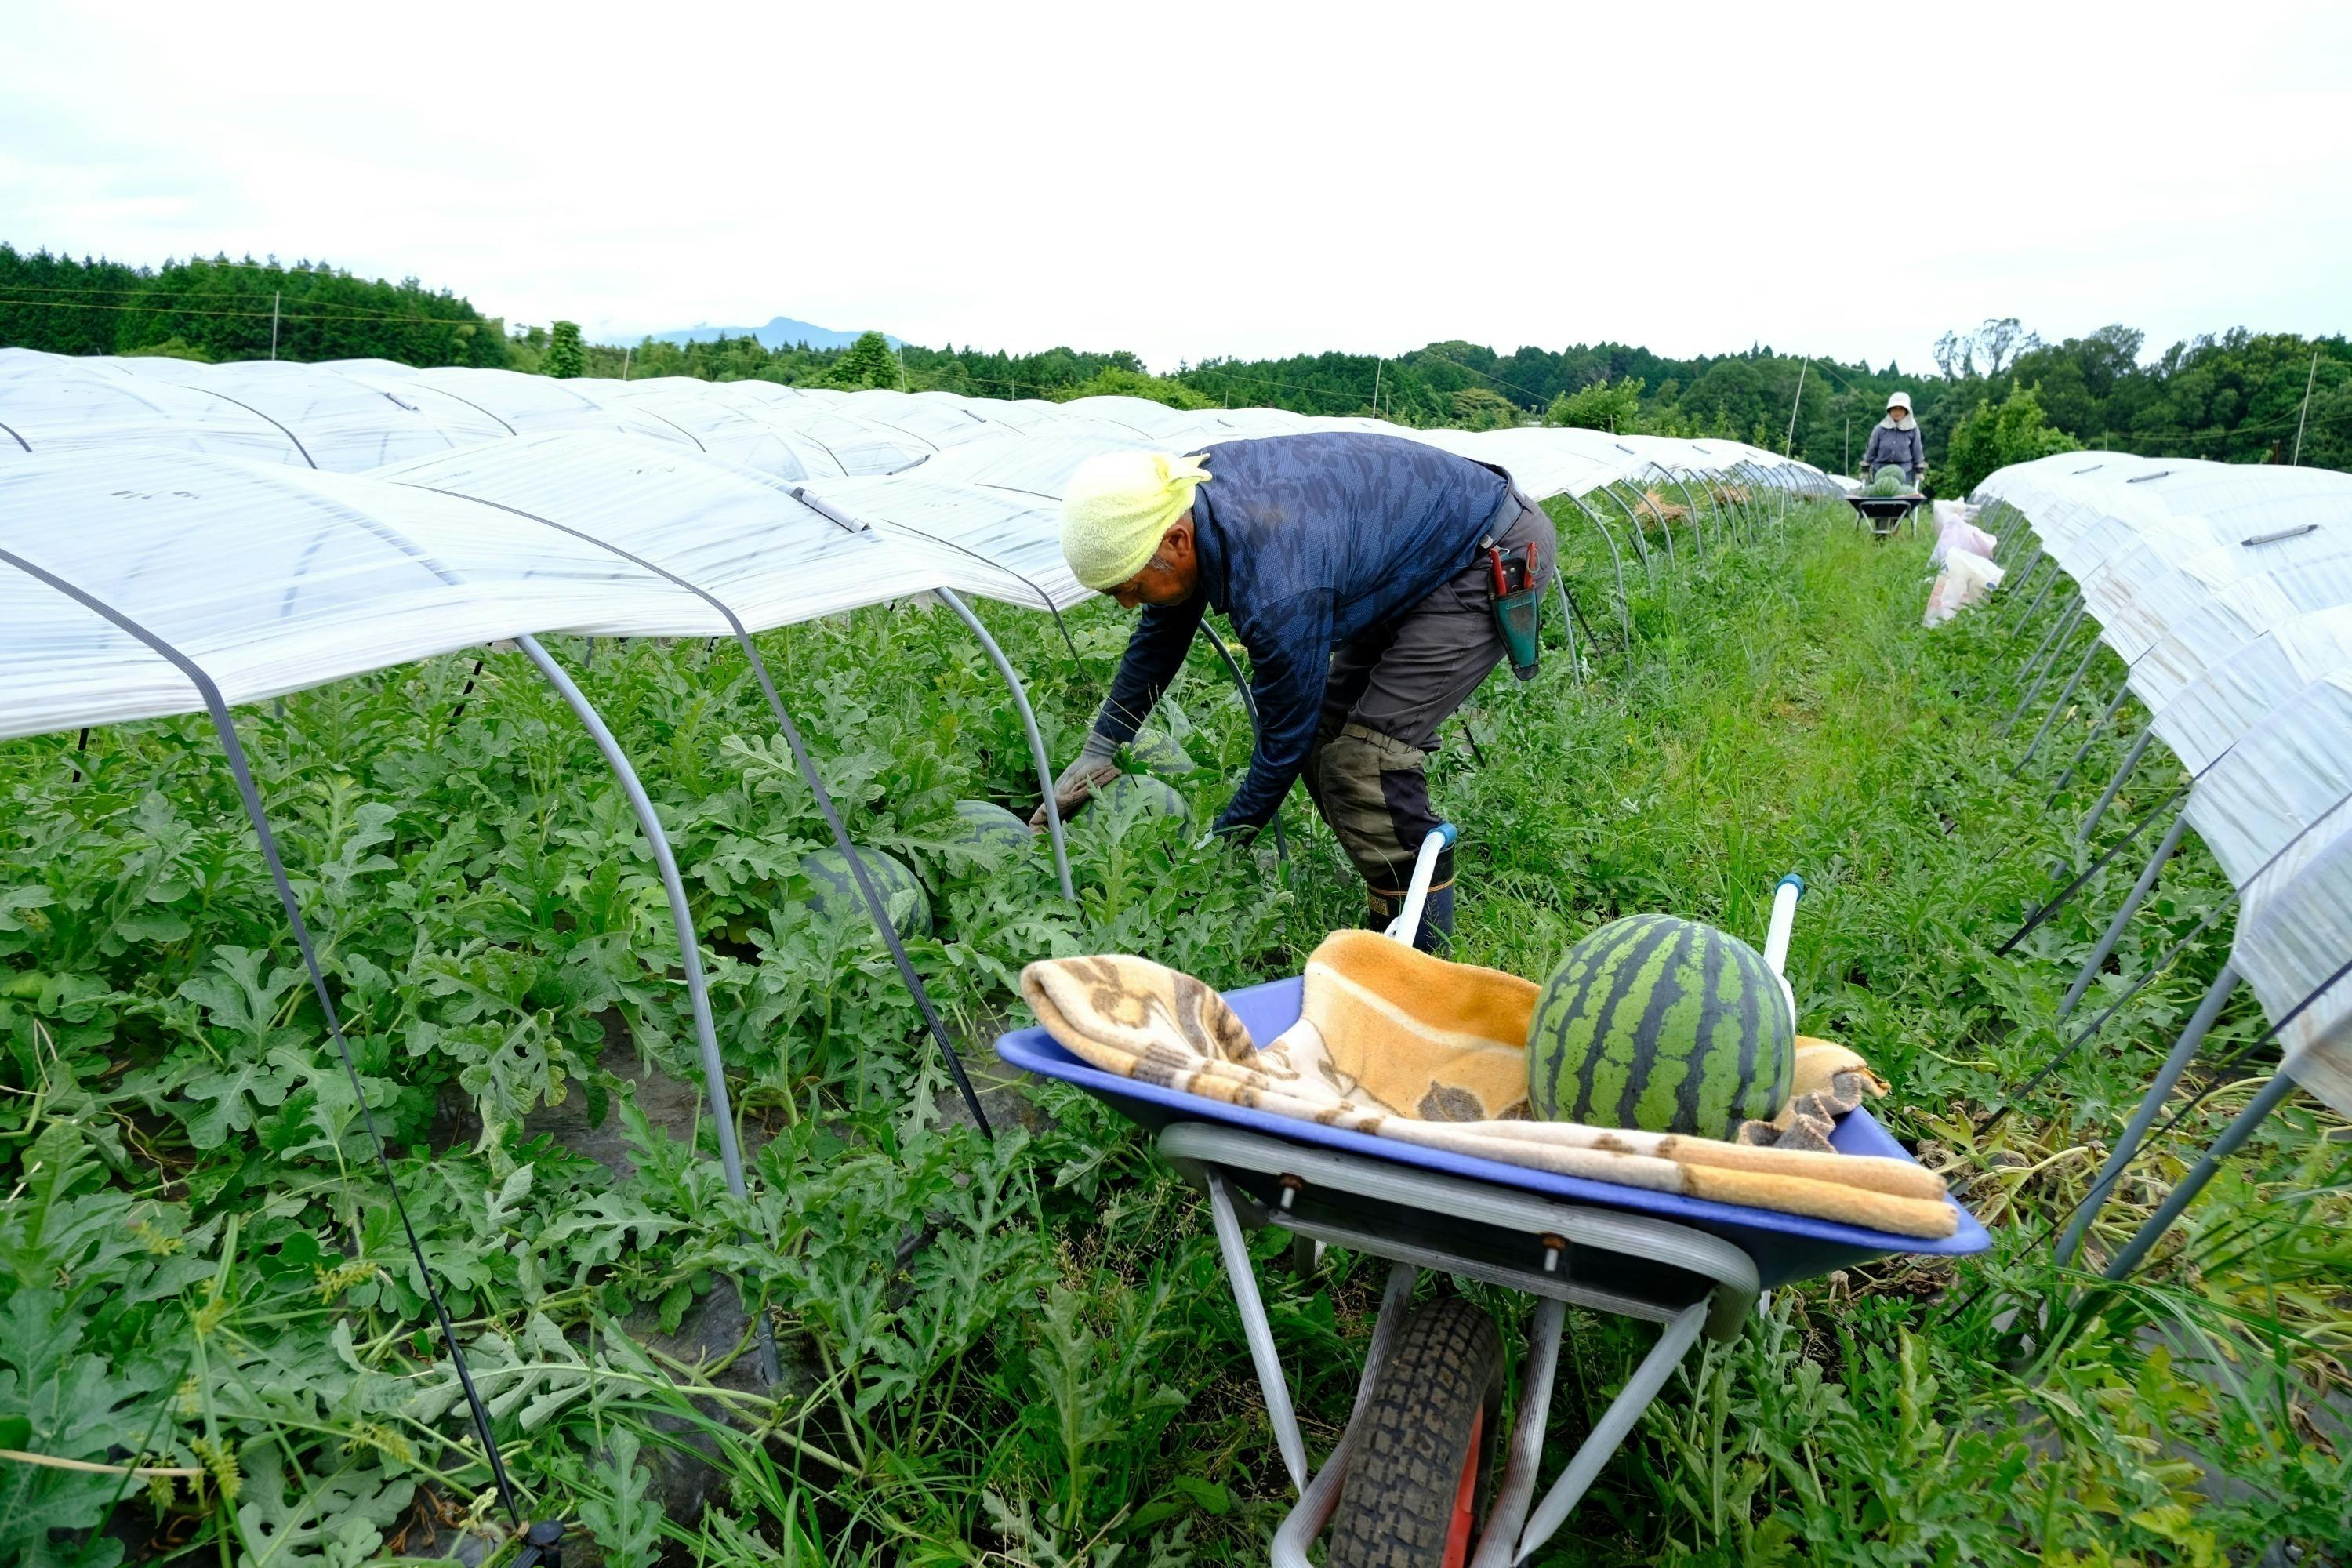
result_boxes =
[1094,432,1512,832]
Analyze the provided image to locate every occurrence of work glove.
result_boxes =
[1029,731,1121,829]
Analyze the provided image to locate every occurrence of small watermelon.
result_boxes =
[1092,774,1187,822]
[799,846,931,937]
[1526,914,1792,1138]
[949,798,1032,855]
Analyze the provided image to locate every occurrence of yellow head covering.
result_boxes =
[1060,450,1213,592]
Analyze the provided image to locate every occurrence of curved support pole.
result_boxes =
[2068,722,2155,866]
[1619,481,1676,570]
[1562,492,1633,651]
[2014,633,2104,774]
[1199,618,1288,863]
[1592,484,1654,578]
[1554,572,1584,683]
[2056,809,2190,1021]
[406,479,994,1138]
[517,633,784,1388]
[2049,679,2136,798]
[2015,593,2082,689]
[2009,568,2063,645]
[936,590,1076,900]
[2056,963,2239,1268]
[2101,1071,2299,1282]
[1663,473,1707,561]
[1740,466,1773,537]
[2002,543,2045,597]
[2004,598,2085,734]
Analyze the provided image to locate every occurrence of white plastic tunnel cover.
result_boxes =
[0,448,710,741]
[1974,451,2352,1113]
[372,432,946,631]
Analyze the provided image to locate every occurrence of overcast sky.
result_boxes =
[5,1,2347,376]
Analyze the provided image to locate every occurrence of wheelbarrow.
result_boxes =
[1844,492,1930,538]
[995,827,1988,1566]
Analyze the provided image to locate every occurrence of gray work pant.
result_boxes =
[1301,490,1557,899]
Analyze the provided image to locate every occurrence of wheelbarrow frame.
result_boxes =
[996,828,1984,1563]
[1844,493,1929,537]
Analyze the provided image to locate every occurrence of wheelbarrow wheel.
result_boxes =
[1326,1296,1504,1568]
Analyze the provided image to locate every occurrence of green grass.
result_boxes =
[0,496,2343,1566]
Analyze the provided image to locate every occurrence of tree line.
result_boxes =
[6,245,2343,489]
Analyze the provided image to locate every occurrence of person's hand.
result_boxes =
[1029,755,1121,829]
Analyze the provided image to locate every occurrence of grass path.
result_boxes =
[1367,504,2352,1564]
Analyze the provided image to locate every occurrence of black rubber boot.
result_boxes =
[1364,879,1455,955]
[1415,881,1455,955]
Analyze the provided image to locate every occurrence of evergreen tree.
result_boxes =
[832,329,900,389]
[543,320,585,379]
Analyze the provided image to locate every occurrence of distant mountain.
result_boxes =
[619,315,900,351]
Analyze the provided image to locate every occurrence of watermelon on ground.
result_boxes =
[1092,774,1188,822]
[1126,728,1200,776]
[1525,913,1793,1138]
[799,846,931,937]
[949,798,1032,856]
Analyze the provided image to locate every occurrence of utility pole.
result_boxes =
[270,291,280,360]
[1784,359,1808,455]
[2292,346,2320,465]
[1843,412,1850,474]
[1372,358,1383,417]
[622,345,632,381]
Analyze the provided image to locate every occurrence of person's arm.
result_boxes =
[1094,594,1207,745]
[1908,426,1926,482]
[1214,589,1334,834]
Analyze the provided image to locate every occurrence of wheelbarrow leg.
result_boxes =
[1206,1171,1312,1492]
[1466,1298,1567,1568]
[1266,1261,1421,1568]
[1511,1298,1711,1562]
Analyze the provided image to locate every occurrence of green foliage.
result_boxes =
[1450,386,1520,430]
[1050,364,1214,410]
[0,244,505,367]
[1,503,2343,1564]
[1942,384,2082,496]
[1547,375,1646,432]
[576,1427,665,1568]
[542,319,586,379]
[831,328,902,389]
[10,240,2341,471]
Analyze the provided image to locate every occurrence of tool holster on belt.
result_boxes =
[1480,529,1544,681]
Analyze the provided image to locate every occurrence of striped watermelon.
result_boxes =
[949,799,1032,856]
[1126,728,1200,776]
[799,846,931,937]
[1093,774,1188,822]
[1526,914,1792,1138]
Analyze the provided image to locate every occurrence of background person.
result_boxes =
[1861,390,1926,489]
[1034,433,1557,953]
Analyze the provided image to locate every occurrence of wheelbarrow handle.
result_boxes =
[1763,872,1804,1029]
[1381,823,1459,947]
[1763,873,1804,975]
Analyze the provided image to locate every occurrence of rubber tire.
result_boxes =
[1326,1297,1505,1568]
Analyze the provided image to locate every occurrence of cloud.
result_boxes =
[4,0,2346,372]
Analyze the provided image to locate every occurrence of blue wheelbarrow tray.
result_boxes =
[996,973,1988,1290]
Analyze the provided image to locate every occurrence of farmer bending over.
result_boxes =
[1035,432,1555,953]
[1861,390,1926,489]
